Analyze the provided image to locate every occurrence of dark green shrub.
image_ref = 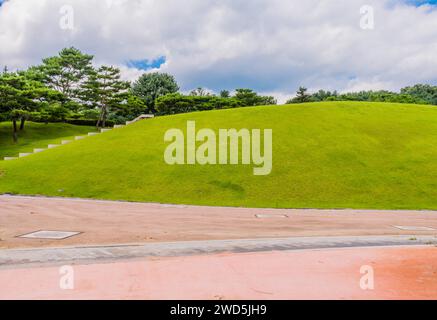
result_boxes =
[65,118,115,127]
[155,93,245,115]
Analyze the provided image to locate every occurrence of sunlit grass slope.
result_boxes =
[0,101,436,209]
[0,122,96,159]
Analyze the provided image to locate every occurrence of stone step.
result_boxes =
[4,157,18,161]
[100,129,112,133]
[126,115,155,126]
[61,140,72,145]
[75,136,86,140]
[114,125,124,129]
[19,153,32,158]
[48,144,60,149]
[34,149,46,153]
[88,132,100,136]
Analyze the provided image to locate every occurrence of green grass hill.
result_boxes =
[1,101,436,210]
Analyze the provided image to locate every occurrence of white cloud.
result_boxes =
[1,0,437,101]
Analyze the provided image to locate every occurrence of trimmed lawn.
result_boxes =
[0,122,97,159]
[0,101,436,209]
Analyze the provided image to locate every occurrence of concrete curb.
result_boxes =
[1,235,435,268]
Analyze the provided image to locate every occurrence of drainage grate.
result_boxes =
[18,230,81,240]
[393,226,436,232]
[255,214,289,219]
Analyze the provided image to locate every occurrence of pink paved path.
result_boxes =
[1,196,436,300]
[1,195,437,249]
[1,246,436,300]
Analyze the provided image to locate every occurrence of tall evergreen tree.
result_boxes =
[295,87,311,103]
[286,87,312,104]
[31,47,94,105]
[82,66,130,128]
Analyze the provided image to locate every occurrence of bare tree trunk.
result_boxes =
[20,118,25,130]
[102,108,107,128]
[96,107,105,128]
[12,120,18,143]
[97,105,108,128]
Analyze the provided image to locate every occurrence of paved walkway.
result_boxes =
[1,195,436,249]
[1,246,436,300]
[1,195,436,300]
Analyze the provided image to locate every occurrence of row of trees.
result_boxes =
[154,88,277,116]
[0,48,152,142]
[286,85,437,105]
[1,47,279,142]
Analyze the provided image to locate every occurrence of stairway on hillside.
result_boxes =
[3,114,155,161]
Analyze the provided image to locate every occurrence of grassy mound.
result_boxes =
[0,101,436,209]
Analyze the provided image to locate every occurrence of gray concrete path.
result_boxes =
[1,235,436,269]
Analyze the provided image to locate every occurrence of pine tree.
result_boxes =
[295,87,311,103]
[33,47,94,104]
[0,73,60,142]
[82,66,130,128]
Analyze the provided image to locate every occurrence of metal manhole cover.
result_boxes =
[18,230,81,240]
[393,226,436,232]
[255,214,289,219]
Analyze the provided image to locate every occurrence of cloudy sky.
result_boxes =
[0,0,437,101]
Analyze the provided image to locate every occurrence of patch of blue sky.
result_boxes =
[404,0,437,6]
[126,56,166,71]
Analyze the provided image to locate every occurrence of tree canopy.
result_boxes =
[0,71,62,141]
[286,87,432,105]
[131,72,179,113]
[30,47,94,103]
